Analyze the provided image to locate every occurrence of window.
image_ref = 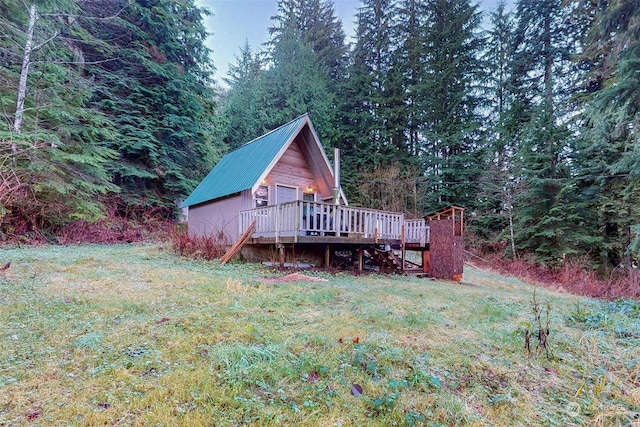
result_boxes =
[255,185,269,207]
[276,185,297,204]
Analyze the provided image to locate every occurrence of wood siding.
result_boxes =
[429,219,464,280]
[264,136,332,201]
[298,129,333,197]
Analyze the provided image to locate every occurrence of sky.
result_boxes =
[195,0,514,86]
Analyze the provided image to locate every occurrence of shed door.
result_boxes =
[276,185,297,204]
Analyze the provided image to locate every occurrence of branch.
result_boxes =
[39,3,129,22]
[27,3,130,52]
[31,58,119,66]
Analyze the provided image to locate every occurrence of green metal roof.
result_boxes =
[182,114,309,207]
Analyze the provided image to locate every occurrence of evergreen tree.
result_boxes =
[262,22,334,143]
[572,0,640,269]
[338,0,396,174]
[268,0,347,82]
[419,0,485,210]
[79,0,219,213]
[221,40,266,149]
[393,0,429,157]
[472,1,519,255]
[505,0,590,264]
[0,0,118,233]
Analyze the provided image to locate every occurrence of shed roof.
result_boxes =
[182,114,311,208]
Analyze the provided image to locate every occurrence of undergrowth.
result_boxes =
[468,251,640,300]
[0,203,173,245]
[170,226,228,260]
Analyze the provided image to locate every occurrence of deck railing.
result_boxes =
[240,201,429,245]
[404,218,430,246]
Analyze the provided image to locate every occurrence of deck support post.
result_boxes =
[279,244,285,267]
[357,247,364,272]
[401,225,405,272]
[423,250,430,274]
[325,245,330,268]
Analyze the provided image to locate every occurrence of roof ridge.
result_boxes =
[234,113,309,151]
[181,113,312,208]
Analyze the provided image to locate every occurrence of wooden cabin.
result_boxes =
[182,114,347,243]
[183,114,347,242]
[183,114,463,280]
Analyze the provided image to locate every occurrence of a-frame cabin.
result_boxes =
[183,114,463,280]
[182,114,346,243]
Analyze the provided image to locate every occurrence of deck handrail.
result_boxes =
[404,218,430,246]
[240,201,429,245]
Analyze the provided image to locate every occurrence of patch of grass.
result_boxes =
[0,244,639,426]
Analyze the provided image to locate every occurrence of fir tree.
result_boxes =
[221,40,266,149]
[338,0,396,172]
[473,1,519,256]
[0,0,119,233]
[262,22,334,143]
[393,0,429,157]
[268,0,348,82]
[79,0,219,213]
[505,0,589,264]
[419,0,485,210]
[571,0,640,269]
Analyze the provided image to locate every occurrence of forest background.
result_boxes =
[0,0,638,281]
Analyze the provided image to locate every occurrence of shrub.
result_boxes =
[171,227,227,260]
[469,250,639,300]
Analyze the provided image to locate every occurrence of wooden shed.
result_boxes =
[425,205,464,281]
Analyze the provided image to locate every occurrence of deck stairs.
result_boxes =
[371,247,403,273]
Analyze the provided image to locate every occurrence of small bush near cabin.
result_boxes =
[171,227,227,260]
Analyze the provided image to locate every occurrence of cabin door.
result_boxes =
[276,185,297,204]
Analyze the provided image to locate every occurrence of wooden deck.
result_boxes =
[233,202,463,279]
[239,201,429,248]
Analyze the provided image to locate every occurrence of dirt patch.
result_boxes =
[261,272,329,283]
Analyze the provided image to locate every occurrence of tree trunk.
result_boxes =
[13,4,37,138]
[506,187,517,259]
[624,206,633,271]
[509,205,517,259]
[543,8,553,110]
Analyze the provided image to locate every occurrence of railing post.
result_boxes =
[275,205,280,243]
[295,201,300,243]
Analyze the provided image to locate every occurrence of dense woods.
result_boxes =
[1,0,638,277]
[1,0,219,232]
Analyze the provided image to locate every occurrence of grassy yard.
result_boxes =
[0,244,638,426]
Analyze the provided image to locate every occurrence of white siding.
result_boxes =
[188,195,243,243]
